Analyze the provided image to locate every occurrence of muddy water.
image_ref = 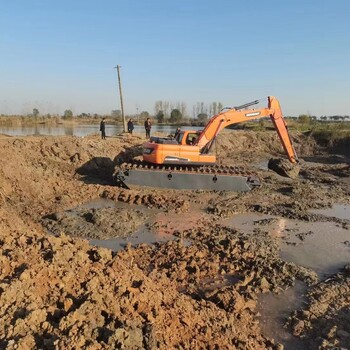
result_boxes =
[223,211,350,349]
[77,198,192,251]
[89,225,185,252]
[47,198,349,347]
[79,201,350,273]
[280,220,350,277]
[258,281,308,350]
[223,212,350,277]
[310,203,350,221]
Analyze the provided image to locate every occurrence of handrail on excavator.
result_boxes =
[234,99,260,110]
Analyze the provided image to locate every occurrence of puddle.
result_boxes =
[223,213,350,278]
[223,212,276,235]
[89,225,189,252]
[223,212,350,349]
[279,220,350,277]
[258,281,308,350]
[310,203,350,221]
[63,198,194,251]
[152,210,206,235]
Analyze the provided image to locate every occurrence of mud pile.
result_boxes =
[0,221,291,349]
[0,131,349,349]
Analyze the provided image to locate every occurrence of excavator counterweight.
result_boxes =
[114,96,298,191]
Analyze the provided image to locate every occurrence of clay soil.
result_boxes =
[0,131,349,350]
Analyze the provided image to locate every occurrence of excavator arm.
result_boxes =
[196,96,298,164]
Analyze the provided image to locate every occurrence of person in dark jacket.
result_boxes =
[100,118,106,139]
[174,127,181,139]
[144,118,151,138]
[127,119,134,134]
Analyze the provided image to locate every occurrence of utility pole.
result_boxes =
[114,65,127,132]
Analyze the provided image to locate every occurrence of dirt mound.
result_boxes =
[215,130,315,167]
[0,132,349,349]
[0,221,280,349]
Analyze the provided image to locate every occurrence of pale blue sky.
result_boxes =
[0,0,349,116]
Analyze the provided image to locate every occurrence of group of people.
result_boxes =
[99,117,152,139]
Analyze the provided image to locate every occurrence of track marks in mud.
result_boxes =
[103,188,190,213]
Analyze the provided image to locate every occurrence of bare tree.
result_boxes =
[163,101,170,118]
[180,102,187,118]
[154,101,163,115]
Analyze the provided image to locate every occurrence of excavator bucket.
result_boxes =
[114,161,260,192]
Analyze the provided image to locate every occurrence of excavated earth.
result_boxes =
[0,130,349,349]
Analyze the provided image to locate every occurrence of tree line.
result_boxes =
[5,107,349,125]
[153,100,224,124]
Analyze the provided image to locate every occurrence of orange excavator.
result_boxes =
[114,96,298,191]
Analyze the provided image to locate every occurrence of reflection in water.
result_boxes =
[34,124,40,136]
[64,125,74,136]
[272,218,287,238]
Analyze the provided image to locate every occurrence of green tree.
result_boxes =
[111,110,121,118]
[63,109,73,119]
[298,114,311,124]
[156,110,165,124]
[140,111,150,120]
[169,109,182,123]
[197,113,208,124]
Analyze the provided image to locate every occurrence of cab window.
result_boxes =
[186,133,198,145]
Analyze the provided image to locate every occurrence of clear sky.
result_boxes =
[1,0,349,117]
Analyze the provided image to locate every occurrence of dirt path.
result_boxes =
[0,132,349,349]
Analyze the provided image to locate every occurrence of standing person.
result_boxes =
[127,119,134,134]
[144,118,151,138]
[100,118,106,140]
[174,127,181,139]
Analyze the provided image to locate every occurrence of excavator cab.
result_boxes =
[173,130,201,146]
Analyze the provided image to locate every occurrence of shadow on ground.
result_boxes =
[76,157,115,185]
[75,145,143,185]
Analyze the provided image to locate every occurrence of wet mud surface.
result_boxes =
[0,131,349,349]
[42,206,148,239]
